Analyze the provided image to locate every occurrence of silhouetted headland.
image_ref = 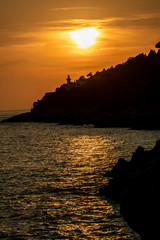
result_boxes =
[99,140,160,239]
[2,44,160,129]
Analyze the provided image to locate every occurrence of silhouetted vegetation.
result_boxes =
[2,47,160,129]
[155,41,160,48]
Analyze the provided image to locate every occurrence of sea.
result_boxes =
[1,110,160,240]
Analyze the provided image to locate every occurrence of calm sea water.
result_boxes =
[1,110,160,240]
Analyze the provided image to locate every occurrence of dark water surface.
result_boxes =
[1,111,160,239]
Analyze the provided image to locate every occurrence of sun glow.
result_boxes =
[69,27,100,49]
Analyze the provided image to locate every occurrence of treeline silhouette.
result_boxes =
[30,49,160,129]
[2,47,160,129]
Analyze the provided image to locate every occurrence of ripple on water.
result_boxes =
[1,120,160,239]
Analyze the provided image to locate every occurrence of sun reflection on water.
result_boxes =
[1,123,157,239]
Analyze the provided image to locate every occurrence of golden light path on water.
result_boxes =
[1,117,160,239]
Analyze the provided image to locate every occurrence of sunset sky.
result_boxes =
[0,0,160,110]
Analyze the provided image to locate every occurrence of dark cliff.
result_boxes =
[99,140,160,239]
[2,49,160,129]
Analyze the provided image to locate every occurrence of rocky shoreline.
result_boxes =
[1,110,160,130]
[99,140,160,239]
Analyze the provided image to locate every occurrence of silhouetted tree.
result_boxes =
[79,76,85,80]
[155,41,160,48]
[148,49,156,57]
[86,72,92,78]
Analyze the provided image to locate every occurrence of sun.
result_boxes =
[69,27,100,49]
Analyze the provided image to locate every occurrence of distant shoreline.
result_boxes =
[1,110,160,130]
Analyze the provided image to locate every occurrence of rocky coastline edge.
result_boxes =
[99,140,160,239]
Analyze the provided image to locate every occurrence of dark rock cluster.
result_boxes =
[99,141,160,239]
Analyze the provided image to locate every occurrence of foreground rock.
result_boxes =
[99,141,160,239]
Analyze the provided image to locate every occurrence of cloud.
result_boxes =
[0,12,160,48]
[50,7,98,11]
[49,12,160,29]
[0,59,27,68]
[0,31,37,47]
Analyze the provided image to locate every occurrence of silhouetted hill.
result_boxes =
[2,48,160,129]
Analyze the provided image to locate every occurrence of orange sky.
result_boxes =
[0,0,160,110]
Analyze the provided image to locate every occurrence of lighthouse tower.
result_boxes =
[66,75,71,85]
